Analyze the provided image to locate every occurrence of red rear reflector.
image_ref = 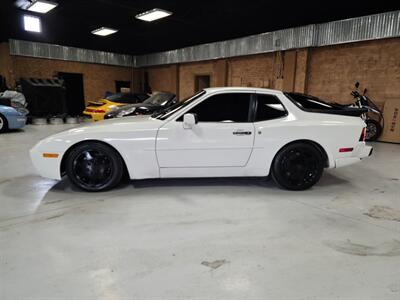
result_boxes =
[85,109,105,113]
[360,128,366,141]
[339,148,354,153]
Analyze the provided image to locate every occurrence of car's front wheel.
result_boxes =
[271,142,324,191]
[65,142,124,192]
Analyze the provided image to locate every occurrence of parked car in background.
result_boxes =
[83,92,149,121]
[0,104,27,133]
[104,92,177,119]
[31,87,372,192]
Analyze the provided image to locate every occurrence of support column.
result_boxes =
[213,59,228,87]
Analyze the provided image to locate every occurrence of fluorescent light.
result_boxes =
[91,27,118,36]
[27,0,58,13]
[135,8,172,22]
[24,15,41,33]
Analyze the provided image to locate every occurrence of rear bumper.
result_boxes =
[83,111,104,122]
[358,145,373,158]
[335,145,373,168]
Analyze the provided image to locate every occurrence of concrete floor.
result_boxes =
[0,124,399,300]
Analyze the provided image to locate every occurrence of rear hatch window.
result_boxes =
[285,93,366,117]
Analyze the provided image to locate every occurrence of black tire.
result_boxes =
[365,119,382,141]
[0,114,9,133]
[65,142,124,192]
[271,143,324,191]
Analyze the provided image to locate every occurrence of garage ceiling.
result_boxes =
[1,0,399,55]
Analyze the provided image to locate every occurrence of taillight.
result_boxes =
[339,148,354,153]
[359,127,366,141]
[85,108,105,113]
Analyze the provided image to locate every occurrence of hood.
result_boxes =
[50,115,162,139]
[31,115,163,155]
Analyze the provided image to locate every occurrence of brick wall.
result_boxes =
[0,43,14,87]
[307,38,400,106]
[227,53,274,88]
[179,61,214,99]
[141,37,400,104]
[3,37,400,108]
[146,65,178,95]
[0,43,133,104]
[12,56,132,104]
[294,49,309,93]
[145,60,227,100]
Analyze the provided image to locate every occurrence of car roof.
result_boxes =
[203,87,284,94]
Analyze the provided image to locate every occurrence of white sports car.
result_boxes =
[31,87,372,192]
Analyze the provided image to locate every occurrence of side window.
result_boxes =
[183,93,251,122]
[255,94,287,121]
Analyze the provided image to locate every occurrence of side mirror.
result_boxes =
[183,113,198,129]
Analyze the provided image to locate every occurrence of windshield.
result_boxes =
[152,90,206,120]
[144,93,175,106]
[106,93,125,101]
[105,93,148,104]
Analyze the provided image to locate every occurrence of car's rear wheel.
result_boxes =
[65,142,124,192]
[365,119,382,141]
[0,114,9,133]
[271,143,324,190]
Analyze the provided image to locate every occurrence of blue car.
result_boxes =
[0,105,27,133]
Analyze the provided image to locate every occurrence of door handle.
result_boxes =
[233,130,252,135]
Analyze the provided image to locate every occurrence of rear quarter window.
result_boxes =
[255,94,287,121]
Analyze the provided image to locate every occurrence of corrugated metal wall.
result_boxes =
[135,11,400,67]
[317,10,400,46]
[9,39,133,67]
[9,11,400,68]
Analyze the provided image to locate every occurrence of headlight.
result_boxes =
[16,108,29,115]
[116,107,136,118]
[108,106,120,112]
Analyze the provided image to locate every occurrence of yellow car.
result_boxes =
[83,92,149,121]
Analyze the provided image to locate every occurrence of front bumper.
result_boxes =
[335,144,373,168]
[8,115,27,129]
[30,147,63,180]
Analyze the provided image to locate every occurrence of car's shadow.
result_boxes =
[0,171,351,223]
[49,171,349,193]
[1,129,25,134]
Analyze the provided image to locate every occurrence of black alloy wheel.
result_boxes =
[365,119,382,141]
[272,143,324,190]
[65,142,124,192]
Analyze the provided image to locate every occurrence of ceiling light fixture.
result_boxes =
[91,27,118,36]
[26,0,58,13]
[135,8,172,22]
[23,15,41,32]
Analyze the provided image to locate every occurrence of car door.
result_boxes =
[156,91,255,168]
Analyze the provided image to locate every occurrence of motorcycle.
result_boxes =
[351,82,384,141]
